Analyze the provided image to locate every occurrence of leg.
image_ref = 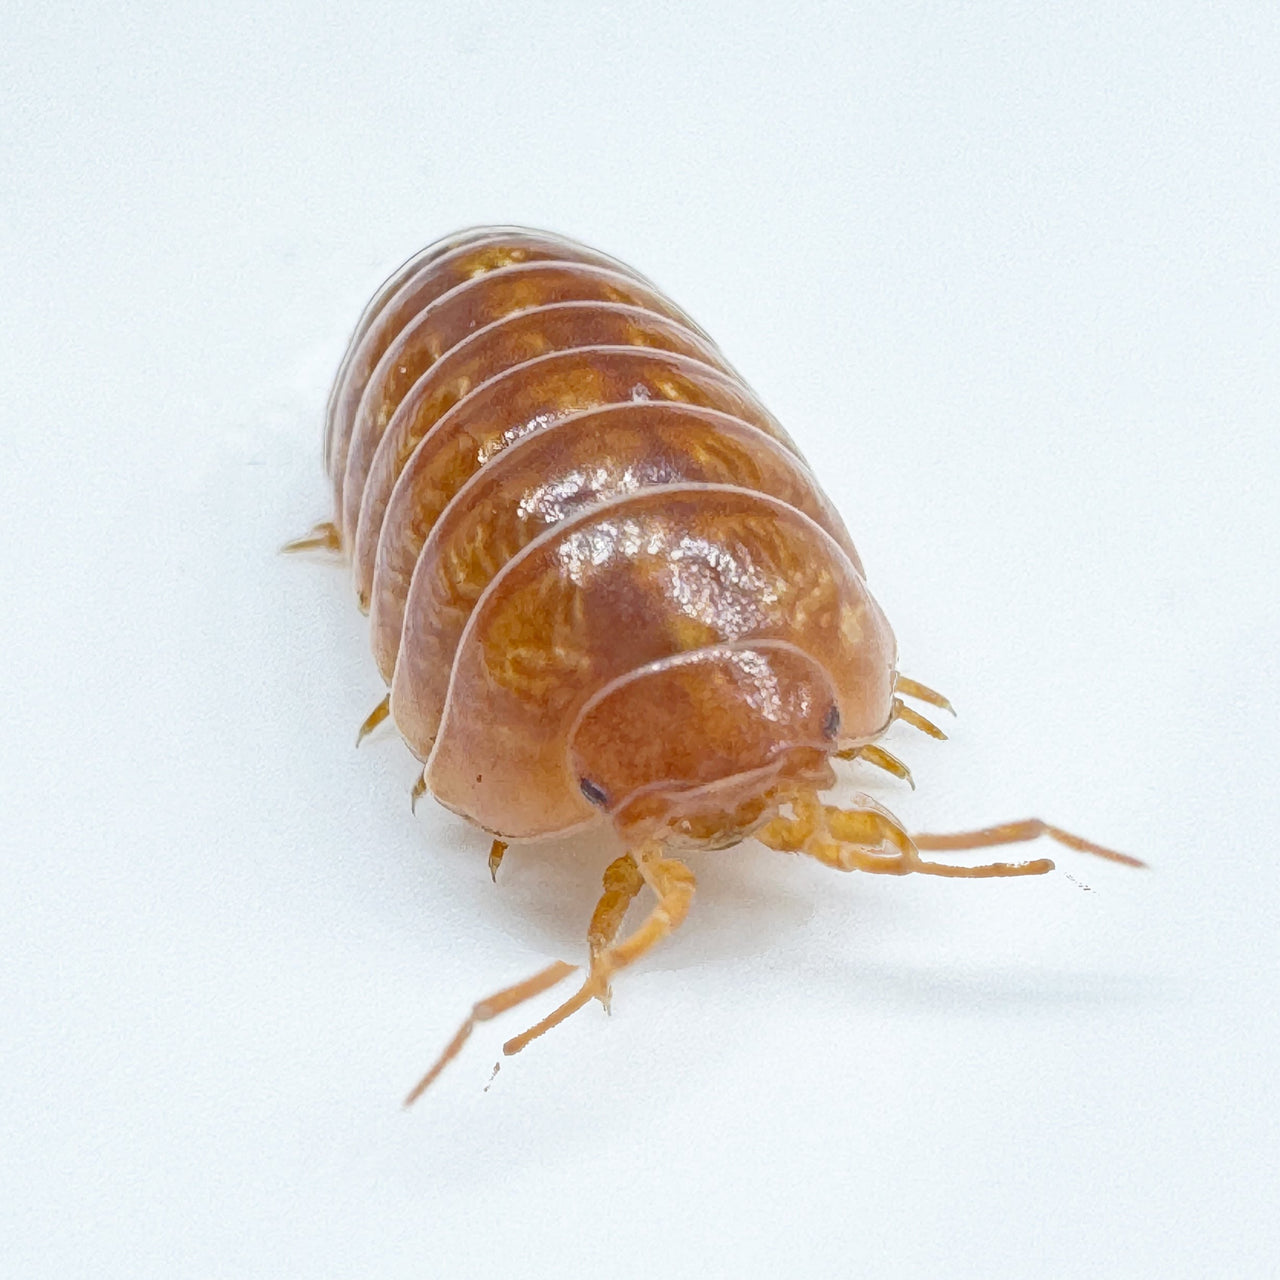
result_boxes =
[912,819,1145,868]
[836,742,915,789]
[895,674,956,716]
[892,696,948,740]
[756,793,1055,878]
[281,521,342,554]
[403,960,577,1106]
[488,839,508,882]
[402,851,651,1101]
[586,853,646,1011]
[355,694,391,746]
[502,844,695,1057]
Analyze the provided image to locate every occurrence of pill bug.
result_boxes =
[289,225,1144,1103]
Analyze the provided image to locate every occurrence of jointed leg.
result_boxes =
[840,670,955,777]
[756,794,1055,878]
[402,848,664,1101]
[403,960,577,1106]
[355,694,391,745]
[912,819,1145,868]
[891,697,948,741]
[895,674,956,716]
[281,521,342,554]
[503,845,695,1057]
[488,839,508,882]
[589,855,646,965]
[837,742,915,789]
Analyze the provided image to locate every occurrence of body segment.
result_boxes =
[341,261,715,552]
[368,345,803,682]
[424,484,892,838]
[327,228,658,516]
[353,300,737,609]
[390,401,862,759]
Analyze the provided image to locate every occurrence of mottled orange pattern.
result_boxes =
[295,226,1141,1101]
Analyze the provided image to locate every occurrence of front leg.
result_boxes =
[756,794,1055,878]
[503,844,696,1056]
[587,853,647,1011]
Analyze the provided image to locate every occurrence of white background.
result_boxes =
[2,2,1277,1276]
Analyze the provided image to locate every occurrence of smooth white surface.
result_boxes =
[2,3,1277,1276]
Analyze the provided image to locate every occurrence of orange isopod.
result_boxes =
[289,225,1144,1103]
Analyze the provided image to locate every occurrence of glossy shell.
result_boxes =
[323,226,897,841]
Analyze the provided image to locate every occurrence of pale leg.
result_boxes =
[894,674,956,716]
[355,694,391,746]
[403,960,577,1106]
[503,845,695,1056]
[912,819,1145,868]
[403,850,653,1102]
[836,742,915,789]
[756,794,1056,878]
[281,521,342,554]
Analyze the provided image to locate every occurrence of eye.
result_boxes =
[822,702,841,741]
[579,777,609,807]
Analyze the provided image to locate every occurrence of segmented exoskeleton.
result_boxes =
[288,226,1142,1101]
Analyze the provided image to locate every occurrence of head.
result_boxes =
[567,640,842,848]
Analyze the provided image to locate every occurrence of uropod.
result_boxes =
[288,226,1144,1102]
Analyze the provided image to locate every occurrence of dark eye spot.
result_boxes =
[822,703,841,740]
[579,777,609,807]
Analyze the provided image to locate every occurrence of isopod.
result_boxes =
[289,225,1144,1103]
